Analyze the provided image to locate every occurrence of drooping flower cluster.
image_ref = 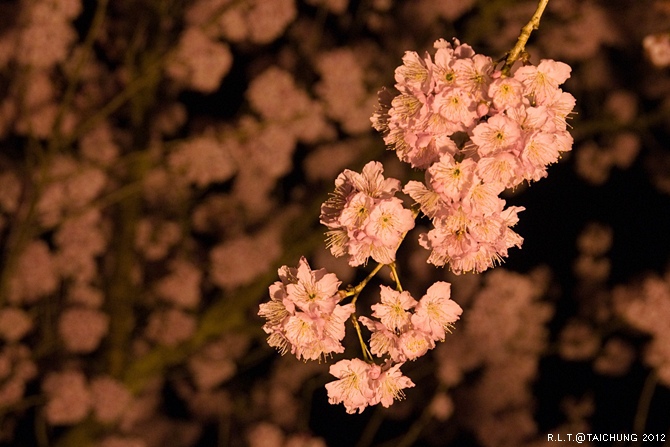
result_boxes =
[324,359,415,414]
[258,255,462,413]
[324,282,461,414]
[259,257,354,361]
[320,161,415,266]
[373,38,575,273]
[359,282,462,362]
[260,34,578,415]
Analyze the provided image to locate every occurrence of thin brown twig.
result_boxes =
[502,0,550,76]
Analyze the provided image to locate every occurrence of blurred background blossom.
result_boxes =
[0,0,669,446]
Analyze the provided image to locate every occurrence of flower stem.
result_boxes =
[502,0,550,76]
[341,207,420,361]
[347,263,385,362]
[389,262,403,291]
[351,314,373,362]
[344,262,386,299]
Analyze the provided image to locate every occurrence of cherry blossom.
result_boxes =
[371,37,575,273]
[259,257,354,361]
[324,359,415,414]
[412,281,463,341]
[320,161,414,266]
[361,284,463,362]
[324,358,376,414]
[370,286,417,332]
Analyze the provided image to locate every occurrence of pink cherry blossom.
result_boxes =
[373,362,415,408]
[520,130,561,175]
[324,359,375,414]
[325,359,415,413]
[418,204,524,274]
[359,316,401,360]
[259,257,354,361]
[412,282,463,341]
[320,161,414,266]
[488,77,525,111]
[462,180,505,215]
[364,197,414,246]
[398,329,435,361]
[432,88,478,131]
[514,59,572,104]
[475,152,523,189]
[370,286,418,332]
[390,93,427,129]
[349,161,402,199]
[373,39,575,274]
[402,180,444,219]
[542,89,576,131]
[395,51,432,94]
[428,155,476,202]
[286,257,341,313]
[339,192,374,228]
[453,54,493,98]
[471,114,522,157]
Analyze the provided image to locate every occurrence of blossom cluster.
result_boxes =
[261,37,574,414]
[360,282,462,362]
[259,257,354,361]
[325,359,414,414]
[326,281,461,414]
[259,252,463,413]
[320,161,415,266]
[373,38,575,273]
